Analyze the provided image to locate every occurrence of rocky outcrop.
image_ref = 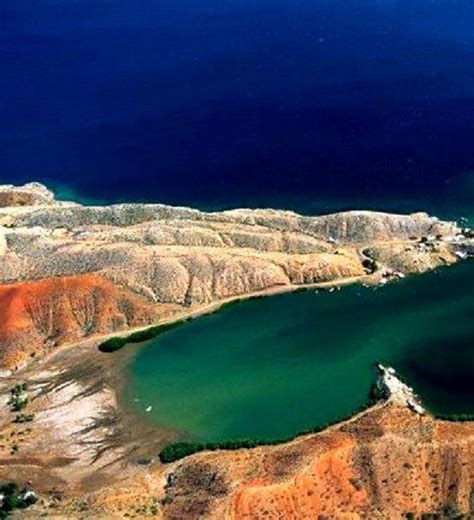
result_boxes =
[0,182,56,208]
[376,364,425,413]
[0,274,175,367]
[0,183,468,368]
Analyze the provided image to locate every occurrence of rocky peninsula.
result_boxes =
[0,182,473,518]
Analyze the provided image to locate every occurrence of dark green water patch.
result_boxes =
[125,261,474,443]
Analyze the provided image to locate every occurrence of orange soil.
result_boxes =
[159,405,474,519]
[0,274,164,368]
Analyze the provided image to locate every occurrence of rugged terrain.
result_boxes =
[0,183,468,369]
[156,404,474,520]
[2,351,473,519]
[0,182,472,519]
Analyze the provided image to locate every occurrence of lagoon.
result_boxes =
[126,260,474,443]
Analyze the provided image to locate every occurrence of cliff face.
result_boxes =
[0,182,468,369]
[158,405,474,519]
[0,274,170,367]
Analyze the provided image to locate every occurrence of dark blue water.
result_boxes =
[2,1,474,217]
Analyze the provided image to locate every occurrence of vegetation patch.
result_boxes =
[362,257,378,274]
[8,384,28,412]
[13,413,34,424]
[433,413,474,422]
[98,320,187,353]
[159,417,347,463]
[0,483,36,519]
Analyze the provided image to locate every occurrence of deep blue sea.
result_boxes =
[2,0,474,218]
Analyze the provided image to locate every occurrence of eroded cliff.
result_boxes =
[157,404,474,519]
[0,183,468,369]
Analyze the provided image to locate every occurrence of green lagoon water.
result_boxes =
[126,260,474,443]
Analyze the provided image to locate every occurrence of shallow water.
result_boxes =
[126,260,474,443]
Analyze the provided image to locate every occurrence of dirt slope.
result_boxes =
[0,274,171,367]
[158,405,474,519]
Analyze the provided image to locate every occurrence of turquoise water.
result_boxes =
[126,260,474,443]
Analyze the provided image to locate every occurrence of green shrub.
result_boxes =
[160,442,205,463]
[433,413,474,422]
[362,257,377,274]
[10,399,28,412]
[8,384,28,412]
[98,320,186,353]
[0,482,36,519]
[13,413,34,424]
[98,337,127,353]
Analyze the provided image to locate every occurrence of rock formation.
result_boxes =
[0,183,468,369]
[0,182,56,208]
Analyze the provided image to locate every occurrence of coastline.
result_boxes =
[0,183,473,517]
[0,271,375,375]
[97,272,372,353]
[120,259,474,449]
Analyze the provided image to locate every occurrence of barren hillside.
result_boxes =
[0,183,468,369]
[0,183,472,519]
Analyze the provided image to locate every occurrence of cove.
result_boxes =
[125,261,473,443]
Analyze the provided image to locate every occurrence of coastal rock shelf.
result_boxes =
[0,182,470,369]
[376,364,425,414]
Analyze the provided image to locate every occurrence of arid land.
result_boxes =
[0,182,473,519]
